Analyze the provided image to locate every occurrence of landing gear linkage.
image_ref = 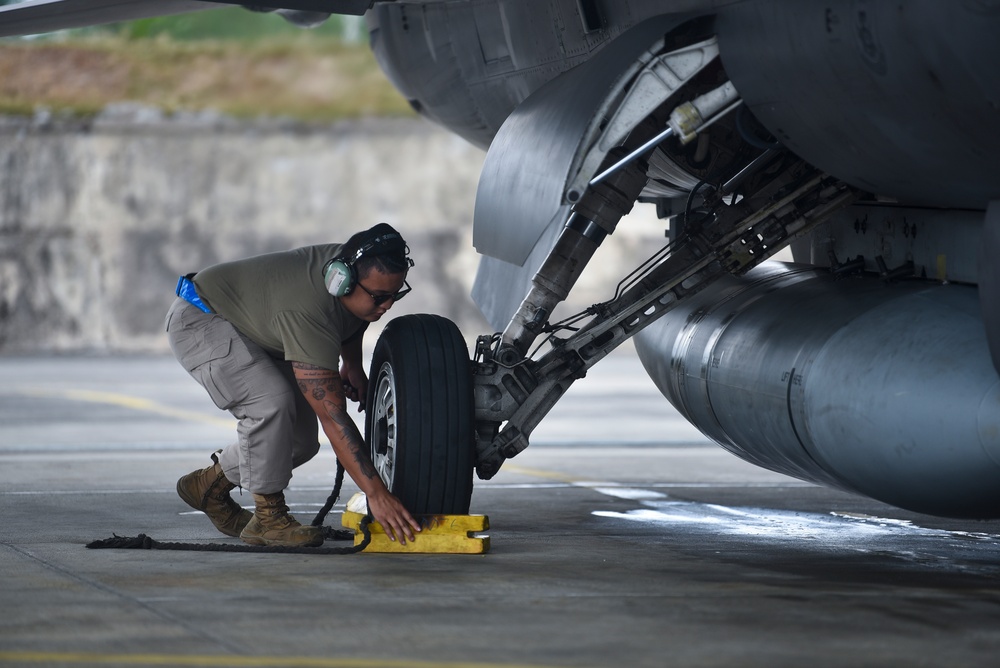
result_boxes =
[472,155,858,479]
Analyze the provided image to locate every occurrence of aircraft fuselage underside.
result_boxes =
[454,2,1000,518]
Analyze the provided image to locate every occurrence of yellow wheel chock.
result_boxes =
[341,494,489,554]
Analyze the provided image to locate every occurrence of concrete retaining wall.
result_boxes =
[0,108,666,354]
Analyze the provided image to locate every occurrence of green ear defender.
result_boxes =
[323,258,356,297]
[324,226,409,298]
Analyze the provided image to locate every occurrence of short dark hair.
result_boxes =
[343,223,411,278]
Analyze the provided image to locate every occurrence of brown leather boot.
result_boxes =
[240,491,324,547]
[176,454,252,538]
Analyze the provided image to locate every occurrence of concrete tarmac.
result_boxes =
[2,348,1000,667]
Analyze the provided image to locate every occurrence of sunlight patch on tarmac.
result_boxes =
[591,489,1000,573]
[593,493,997,541]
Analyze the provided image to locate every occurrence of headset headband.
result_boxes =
[346,231,405,263]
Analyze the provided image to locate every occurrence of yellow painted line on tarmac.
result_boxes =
[14,387,234,428]
[0,651,559,668]
[499,463,583,485]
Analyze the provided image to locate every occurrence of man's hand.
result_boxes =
[367,489,423,544]
[340,335,368,413]
[339,361,368,412]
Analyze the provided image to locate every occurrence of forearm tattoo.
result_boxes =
[292,362,378,479]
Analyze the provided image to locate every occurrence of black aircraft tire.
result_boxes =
[365,313,475,515]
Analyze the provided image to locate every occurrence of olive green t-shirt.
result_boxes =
[193,244,365,371]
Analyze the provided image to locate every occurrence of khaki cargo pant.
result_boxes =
[165,297,321,494]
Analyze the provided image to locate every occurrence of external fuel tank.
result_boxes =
[633,262,1000,518]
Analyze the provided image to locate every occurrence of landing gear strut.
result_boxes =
[472,153,857,479]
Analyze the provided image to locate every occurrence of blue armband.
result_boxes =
[175,275,212,314]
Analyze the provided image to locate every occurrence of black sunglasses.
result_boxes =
[356,279,411,306]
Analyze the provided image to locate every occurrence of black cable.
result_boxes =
[311,459,346,527]
[85,518,372,555]
[87,459,372,554]
[684,179,715,229]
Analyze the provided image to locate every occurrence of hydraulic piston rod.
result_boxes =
[498,151,649,363]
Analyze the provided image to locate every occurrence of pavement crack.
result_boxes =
[1,542,245,654]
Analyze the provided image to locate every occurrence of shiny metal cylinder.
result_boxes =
[499,158,647,361]
[634,262,1000,518]
[499,217,601,361]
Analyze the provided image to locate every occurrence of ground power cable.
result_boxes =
[86,460,372,554]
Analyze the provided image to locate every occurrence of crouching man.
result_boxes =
[166,223,422,547]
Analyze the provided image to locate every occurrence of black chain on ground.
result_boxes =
[86,460,372,554]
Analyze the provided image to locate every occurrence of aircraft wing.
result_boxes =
[0,0,372,38]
